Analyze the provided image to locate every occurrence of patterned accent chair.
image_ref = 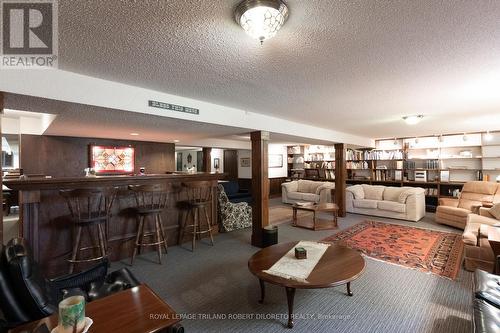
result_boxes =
[217,184,252,232]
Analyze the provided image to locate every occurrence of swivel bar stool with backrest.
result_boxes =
[60,187,117,274]
[128,183,171,265]
[178,181,215,251]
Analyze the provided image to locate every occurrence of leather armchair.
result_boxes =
[474,269,500,332]
[0,238,140,331]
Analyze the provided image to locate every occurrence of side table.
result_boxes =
[488,227,500,274]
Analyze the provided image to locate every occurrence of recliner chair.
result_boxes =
[0,237,140,331]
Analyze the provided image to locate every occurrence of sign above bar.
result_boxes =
[148,100,199,115]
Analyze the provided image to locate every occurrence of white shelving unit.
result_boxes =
[481,133,500,182]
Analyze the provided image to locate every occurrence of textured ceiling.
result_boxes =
[55,0,500,138]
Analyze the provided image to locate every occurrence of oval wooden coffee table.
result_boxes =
[248,241,365,328]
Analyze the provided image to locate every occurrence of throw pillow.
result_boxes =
[383,187,403,202]
[489,203,500,220]
[348,185,364,200]
[362,185,385,201]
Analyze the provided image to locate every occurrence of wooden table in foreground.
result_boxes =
[292,203,339,230]
[248,241,365,328]
[9,284,182,333]
[488,227,500,274]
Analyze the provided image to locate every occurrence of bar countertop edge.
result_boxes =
[4,172,227,190]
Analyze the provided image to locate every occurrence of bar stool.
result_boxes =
[60,188,117,274]
[129,184,171,265]
[178,181,215,251]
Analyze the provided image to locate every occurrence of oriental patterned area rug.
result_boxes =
[322,221,464,280]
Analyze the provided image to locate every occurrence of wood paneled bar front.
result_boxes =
[4,172,225,277]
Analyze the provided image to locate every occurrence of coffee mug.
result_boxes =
[58,296,86,333]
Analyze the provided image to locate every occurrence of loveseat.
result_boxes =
[281,180,335,204]
[436,181,500,230]
[346,184,425,222]
[463,204,500,272]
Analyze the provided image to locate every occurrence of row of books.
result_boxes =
[304,161,335,169]
[324,170,335,180]
[374,170,398,181]
[304,153,335,161]
[376,161,404,169]
[346,149,405,161]
[346,161,370,169]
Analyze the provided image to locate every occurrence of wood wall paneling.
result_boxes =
[202,147,211,172]
[20,135,175,178]
[237,178,252,192]
[223,149,238,180]
[334,143,346,217]
[251,131,269,247]
[269,177,287,197]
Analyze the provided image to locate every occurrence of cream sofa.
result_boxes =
[346,184,425,222]
[281,180,335,204]
[462,206,500,272]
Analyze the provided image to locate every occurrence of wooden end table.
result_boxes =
[292,203,339,230]
[9,284,182,333]
[248,241,365,328]
[488,227,500,274]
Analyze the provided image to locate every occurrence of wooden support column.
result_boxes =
[335,143,346,217]
[202,147,212,172]
[251,131,269,247]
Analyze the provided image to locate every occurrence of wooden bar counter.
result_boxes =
[4,172,225,277]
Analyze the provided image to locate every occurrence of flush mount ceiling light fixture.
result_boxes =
[235,0,289,44]
[402,115,424,125]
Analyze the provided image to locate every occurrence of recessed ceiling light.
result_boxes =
[402,115,424,125]
[130,133,140,136]
[485,131,493,141]
[173,140,180,143]
[235,0,289,44]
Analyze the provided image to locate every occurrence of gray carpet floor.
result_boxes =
[111,199,473,333]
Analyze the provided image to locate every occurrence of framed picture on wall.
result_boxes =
[240,157,251,167]
[269,154,283,168]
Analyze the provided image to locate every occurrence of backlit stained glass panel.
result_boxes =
[91,145,135,174]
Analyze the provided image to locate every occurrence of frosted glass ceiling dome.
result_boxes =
[235,0,289,44]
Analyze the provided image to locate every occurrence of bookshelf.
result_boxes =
[346,133,496,211]
[287,145,336,180]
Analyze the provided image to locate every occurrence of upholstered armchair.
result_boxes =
[217,184,252,232]
[436,181,500,229]
[463,204,500,272]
